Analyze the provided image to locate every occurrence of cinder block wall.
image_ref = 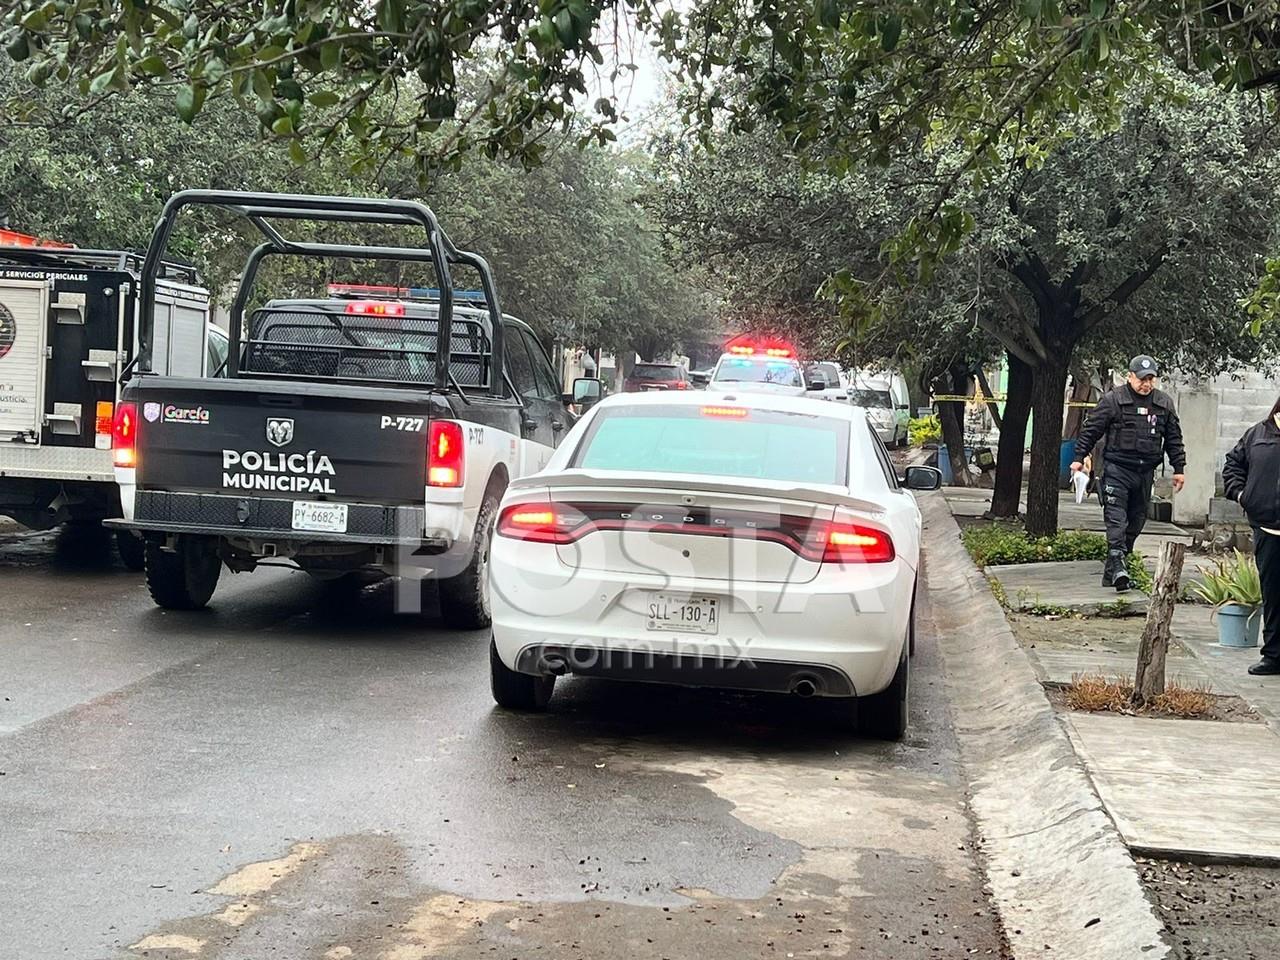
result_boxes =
[1211,369,1280,465]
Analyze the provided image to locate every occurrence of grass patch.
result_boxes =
[1064,673,1216,719]
[961,526,1109,567]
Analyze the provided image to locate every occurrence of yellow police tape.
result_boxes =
[930,394,1097,408]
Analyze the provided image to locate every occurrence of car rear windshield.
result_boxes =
[574,404,849,485]
[630,364,681,380]
[713,357,803,387]
[848,389,893,408]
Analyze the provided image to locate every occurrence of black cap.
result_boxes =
[1129,355,1159,377]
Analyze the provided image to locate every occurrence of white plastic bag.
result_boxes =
[1071,468,1089,504]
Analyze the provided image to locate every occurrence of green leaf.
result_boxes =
[271,114,294,135]
[5,33,30,62]
[319,41,341,70]
[137,55,169,77]
[176,84,199,122]
[880,15,902,52]
[203,57,228,84]
[288,139,307,165]
[88,68,117,96]
[1090,0,1107,17]
[308,90,341,107]
[251,69,273,102]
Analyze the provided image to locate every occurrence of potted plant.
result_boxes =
[1191,550,1264,648]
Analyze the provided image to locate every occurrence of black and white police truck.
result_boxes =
[0,240,219,568]
[107,191,593,626]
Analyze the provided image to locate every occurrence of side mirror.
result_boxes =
[902,465,943,491]
[807,379,827,392]
[690,371,710,387]
[572,377,603,407]
[896,403,910,412]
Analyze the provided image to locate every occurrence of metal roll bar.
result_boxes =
[138,190,504,397]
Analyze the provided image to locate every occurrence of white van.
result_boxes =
[848,370,911,447]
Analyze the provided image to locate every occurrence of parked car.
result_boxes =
[487,390,943,739]
[624,362,689,392]
[705,340,815,398]
[848,372,911,447]
[108,190,576,625]
[0,241,212,569]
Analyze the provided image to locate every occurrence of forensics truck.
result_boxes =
[0,235,217,568]
[106,192,591,626]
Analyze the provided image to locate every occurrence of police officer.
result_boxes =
[1071,356,1186,591]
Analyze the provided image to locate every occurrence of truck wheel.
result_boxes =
[490,640,554,711]
[115,531,146,572]
[853,643,909,741]
[438,495,498,630]
[145,536,221,610]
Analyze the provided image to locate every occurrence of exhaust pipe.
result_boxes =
[790,676,818,698]
[540,655,569,677]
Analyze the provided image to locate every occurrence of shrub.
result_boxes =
[908,415,941,447]
[961,526,1109,567]
[1190,550,1262,608]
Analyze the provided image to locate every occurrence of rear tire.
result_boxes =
[489,640,555,711]
[856,643,909,741]
[145,536,221,610]
[438,494,498,630]
[115,530,146,572]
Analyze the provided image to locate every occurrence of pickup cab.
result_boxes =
[107,191,587,627]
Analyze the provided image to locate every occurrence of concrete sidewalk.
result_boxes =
[945,489,1280,866]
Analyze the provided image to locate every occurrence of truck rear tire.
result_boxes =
[145,536,221,610]
[490,640,555,711]
[438,495,498,630]
[115,531,146,572]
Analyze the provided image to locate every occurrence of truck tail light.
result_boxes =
[821,523,894,564]
[95,401,114,450]
[427,420,465,487]
[112,402,137,468]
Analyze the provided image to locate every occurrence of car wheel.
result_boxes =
[489,640,555,711]
[115,530,146,572]
[144,535,221,610]
[438,494,499,630]
[856,643,909,741]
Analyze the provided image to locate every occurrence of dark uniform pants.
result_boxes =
[1256,530,1280,662]
[1099,460,1154,555]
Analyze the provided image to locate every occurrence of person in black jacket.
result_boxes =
[1071,356,1187,592]
[1222,395,1280,676]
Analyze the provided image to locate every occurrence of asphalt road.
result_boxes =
[1,523,1006,959]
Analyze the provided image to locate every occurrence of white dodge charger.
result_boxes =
[486,390,941,739]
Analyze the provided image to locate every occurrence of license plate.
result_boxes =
[646,594,719,635]
[291,501,348,533]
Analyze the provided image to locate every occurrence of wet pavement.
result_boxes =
[1,525,1006,959]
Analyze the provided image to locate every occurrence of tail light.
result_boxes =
[112,402,137,468]
[345,300,406,316]
[701,405,748,418]
[427,420,465,487]
[675,381,688,390]
[95,401,113,450]
[497,502,586,544]
[821,523,895,564]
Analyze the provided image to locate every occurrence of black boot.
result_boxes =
[1102,551,1120,588]
[1107,550,1131,592]
[1248,658,1280,677]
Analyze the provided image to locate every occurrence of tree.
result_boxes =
[0,62,708,360]
[652,62,1280,534]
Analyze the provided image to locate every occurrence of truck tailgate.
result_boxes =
[128,378,438,504]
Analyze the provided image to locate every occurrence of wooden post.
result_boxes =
[1132,541,1186,707]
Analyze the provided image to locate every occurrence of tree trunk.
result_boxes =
[936,365,973,488]
[1133,542,1187,706]
[990,352,1033,518]
[1025,358,1070,537]
[974,366,1003,431]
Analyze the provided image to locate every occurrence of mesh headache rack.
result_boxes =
[135,191,506,397]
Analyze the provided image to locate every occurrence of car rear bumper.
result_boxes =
[490,541,912,697]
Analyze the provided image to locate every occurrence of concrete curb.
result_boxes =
[918,493,1169,960]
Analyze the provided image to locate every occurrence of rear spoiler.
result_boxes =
[510,469,885,515]
[136,191,504,398]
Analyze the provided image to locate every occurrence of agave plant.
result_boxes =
[1191,550,1262,609]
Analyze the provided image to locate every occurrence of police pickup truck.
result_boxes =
[0,238,216,568]
[107,191,596,626]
